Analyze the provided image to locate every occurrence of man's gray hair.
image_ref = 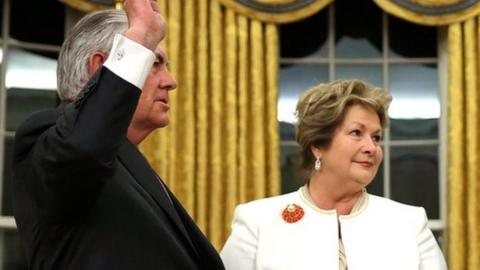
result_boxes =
[57,10,128,101]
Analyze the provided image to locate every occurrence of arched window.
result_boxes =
[278,0,446,248]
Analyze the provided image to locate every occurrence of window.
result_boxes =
[0,0,65,268]
[278,0,446,248]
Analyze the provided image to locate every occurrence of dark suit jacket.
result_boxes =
[12,67,225,270]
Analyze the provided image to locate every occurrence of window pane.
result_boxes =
[391,145,439,219]
[279,64,328,123]
[0,230,28,270]
[335,64,383,87]
[390,119,438,141]
[280,9,328,58]
[367,159,384,197]
[389,15,437,58]
[280,144,302,194]
[10,1,65,45]
[432,230,445,251]
[6,48,58,89]
[335,0,382,58]
[5,48,59,131]
[0,50,3,69]
[0,0,3,33]
[279,122,295,141]
[2,136,13,216]
[389,64,439,139]
[6,89,59,132]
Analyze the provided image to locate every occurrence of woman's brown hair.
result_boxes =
[295,79,392,180]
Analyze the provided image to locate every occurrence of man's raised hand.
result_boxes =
[123,0,166,51]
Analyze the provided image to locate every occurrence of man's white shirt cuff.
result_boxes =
[103,34,156,90]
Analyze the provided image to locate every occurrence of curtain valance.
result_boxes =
[222,0,480,25]
[213,0,333,23]
[60,0,480,26]
[373,0,480,26]
[60,0,334,23]
[59,0,111,12]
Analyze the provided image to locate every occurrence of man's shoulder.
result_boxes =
[17,109,60,135]
[14,109,60,157]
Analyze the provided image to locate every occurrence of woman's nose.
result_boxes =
[362,137,377,154]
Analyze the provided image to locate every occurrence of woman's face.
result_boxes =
[313,104,383,188]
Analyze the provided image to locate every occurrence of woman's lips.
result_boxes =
[355,161,373,168]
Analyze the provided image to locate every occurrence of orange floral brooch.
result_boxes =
[281,203,304,223]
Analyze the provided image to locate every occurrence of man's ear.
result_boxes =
[87,52,107,76]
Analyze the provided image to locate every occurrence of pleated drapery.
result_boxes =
[139,0,280,250]
[447,19,480,270]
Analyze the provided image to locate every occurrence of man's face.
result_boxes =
[130,43,177,130]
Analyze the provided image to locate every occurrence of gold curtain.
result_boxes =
[447,18,480,270]
[59,0,110,12]
[139,0,280,250]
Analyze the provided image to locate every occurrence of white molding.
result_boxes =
[437,26,448,227]
[0,217,16,230]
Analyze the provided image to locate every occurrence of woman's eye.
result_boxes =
[350,130,361,136]
[372,135,382,142]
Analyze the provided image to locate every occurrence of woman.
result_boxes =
[220,80,447,270]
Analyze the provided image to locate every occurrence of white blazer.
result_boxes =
[220,189,447,270]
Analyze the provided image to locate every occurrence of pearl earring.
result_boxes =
[314,157,321,171]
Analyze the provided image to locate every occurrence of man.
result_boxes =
[12,0,225,269]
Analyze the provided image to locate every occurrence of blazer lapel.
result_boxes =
[117,140,198,256]
[171,194,224,268]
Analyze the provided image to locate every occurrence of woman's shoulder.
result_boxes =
[232,190,301,223]
[238,190,300,210]
[366,193,427,219]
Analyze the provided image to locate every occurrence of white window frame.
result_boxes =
[279,4,447,238]
[0,0,62,229]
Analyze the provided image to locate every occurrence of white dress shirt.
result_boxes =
[104,34,156,89]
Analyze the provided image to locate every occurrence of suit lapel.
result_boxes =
[171,194,225,268]
[117,141,198,256]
